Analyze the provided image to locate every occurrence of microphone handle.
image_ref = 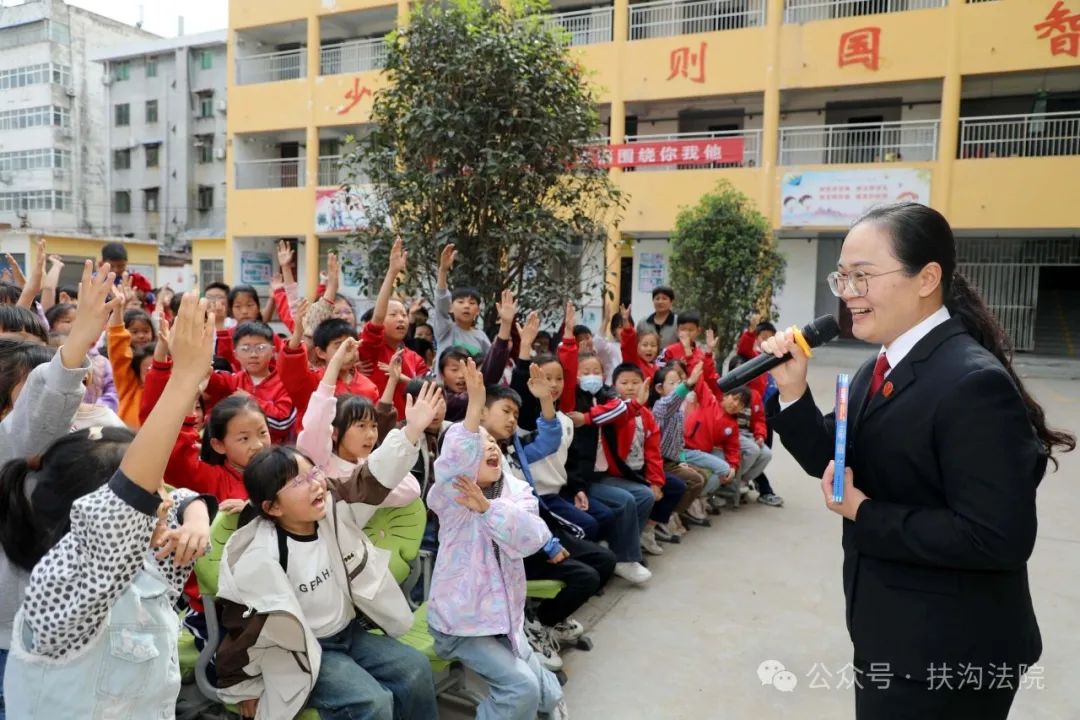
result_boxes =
[717,351,791,393]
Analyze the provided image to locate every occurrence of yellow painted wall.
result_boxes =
[619,168,765,233]
[229,83,311,134]
[959,1,1080,76]
[229,188,312,237]
[191,238,227,285]
[313,71,388,126]
[231,0,314,31]
[949,157,1080,230]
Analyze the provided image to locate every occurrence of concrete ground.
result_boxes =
[439,349,1080,720]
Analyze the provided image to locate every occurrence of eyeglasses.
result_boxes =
[826,268,906,298]
[281,466,326,494]
[236,343,272,355]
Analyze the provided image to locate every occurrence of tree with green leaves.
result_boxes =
[341,0,624,331]
[669,180,785,359]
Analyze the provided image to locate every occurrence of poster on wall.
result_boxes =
[780,168,931,228]
[315,187,379,233]
[637,252,667,293]
[240,251,273,286]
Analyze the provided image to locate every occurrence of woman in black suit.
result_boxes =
[761,203,1074,720]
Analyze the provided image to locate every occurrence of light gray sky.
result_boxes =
[32,0,227,37]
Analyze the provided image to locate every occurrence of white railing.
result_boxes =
[235,158,306,189]
[623,129,762,169]
[320,38,388,75]
[318,155,344,186]
[779,120,939,165]
[784,0,946,24]
[959,111,1080,159]
[235,48,307,86]
[545,7,614,46]
[630,0,765,40]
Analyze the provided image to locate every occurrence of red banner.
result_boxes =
[592,137,746,169]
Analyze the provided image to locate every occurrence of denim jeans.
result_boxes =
[0,646,6,720]
[430,629,562,720]
[594,476,656,539]
[586,481,647,562]
[682,448,732,495]
[308,618,438,720]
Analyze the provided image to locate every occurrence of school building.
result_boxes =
[223,0,1080,356]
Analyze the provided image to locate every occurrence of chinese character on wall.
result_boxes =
[838,27,881,70]
[338,78,372,115]
[1034,1,1080,57]
[667,42,707,83]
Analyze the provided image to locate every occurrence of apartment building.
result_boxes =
[0,0,153,234]
[223,0,1080,355]
[97,30,228,251]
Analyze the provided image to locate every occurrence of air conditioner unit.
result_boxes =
[64,87,76,98]
[216,99,227,113]
[213,147,226,160]
[101,75,111,86]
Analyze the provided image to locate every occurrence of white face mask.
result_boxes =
[578,374,604,395]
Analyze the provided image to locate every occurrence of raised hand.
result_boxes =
[326,337,359,384]
[277,239,294,268]
[289,297,311,349]
[3,253,25,286]
[439,243,457,273]
[687,360,704,387]
[325,252,340,295]
[705,328,719,354]
[388,236,408,277]
[620,304,632,325]
[61,259,117,369]
[496,288,517,334]
[563,301,576,339]
[404,381,445,443]
[678,327,694,354]
[526,362,551,400]
[154,317,172,362]
[517,311,540,358]
[169,292,215,384]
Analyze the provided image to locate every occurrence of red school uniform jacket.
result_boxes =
[661,342,721,393]
[583,399,666,488]
[358,320,430,416]
[619,326,658,383]
[278,345,379,433]
[734,329,768,399]
[683,379,741,469]
[203,368,297,444]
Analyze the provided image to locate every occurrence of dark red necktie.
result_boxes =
[867,353,891,399]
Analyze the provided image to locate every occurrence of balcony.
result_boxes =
[235,158,306,189]
[318,155,345,186]
[320,38,388,75]
[623,129,763,169]
[783,0,946,24]
[235,48,307,86]
[779,119,939,165]
[959,111,1080,159]
[544,7,614,46]
[629,0,765,40]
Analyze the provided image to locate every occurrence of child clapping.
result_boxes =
[427,359,568,720]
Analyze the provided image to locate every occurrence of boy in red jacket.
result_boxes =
[574,363,686,556]
[202,321,297,444]
[682,380,740,512]
[660,312,721,392]
[721,385,783,507]
[358,237,429,415]
[279,315,379,431]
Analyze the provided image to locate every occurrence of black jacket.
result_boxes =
[767,318,1044,680]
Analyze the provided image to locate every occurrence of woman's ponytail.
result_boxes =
[857,202,1076,470]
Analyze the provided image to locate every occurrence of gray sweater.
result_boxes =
[0,350,90,648]
[433,286,492,359]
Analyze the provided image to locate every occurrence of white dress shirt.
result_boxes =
[779,305,951,411]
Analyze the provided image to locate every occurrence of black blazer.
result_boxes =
[767,317,1044,680]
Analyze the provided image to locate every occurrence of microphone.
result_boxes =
[717,315,840,393]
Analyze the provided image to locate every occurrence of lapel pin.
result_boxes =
[882,381,894,399]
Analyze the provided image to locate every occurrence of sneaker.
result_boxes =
[653,522,681,543]
[551,618,584,644]
[614,561,652,584]
[739,483,750,495]
[706,495,727,513]
[640,526,664,555]
[687,498,709,521]
[681,512,711,529]
[663,516,687,537]
[525,619,563,671]
[757,493,785,507]
[549,698,569,720]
